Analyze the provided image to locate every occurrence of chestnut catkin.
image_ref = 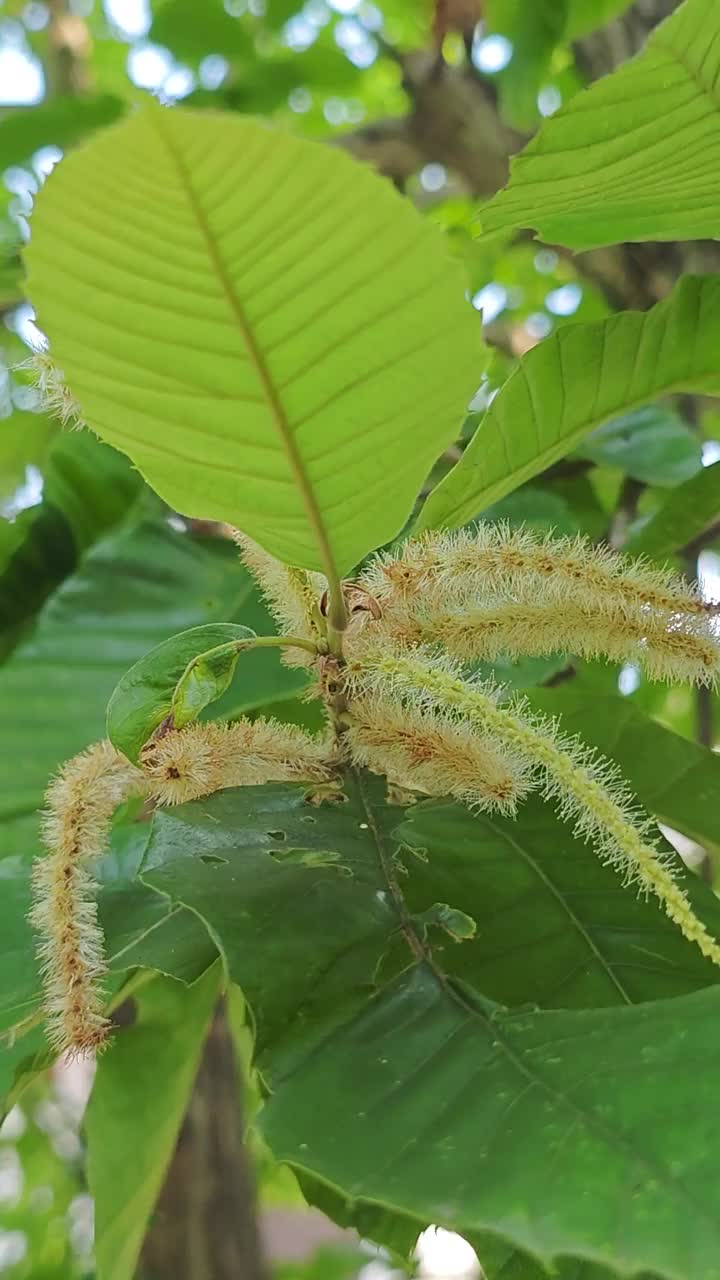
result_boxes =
[361,525,715,619]
[31,740,145,1057]
[371,596,720,686]
[350,645,720,969]
[141,718,333,805]
[348,693,532,814]
[232,530,325,668]
[357,527,720,686]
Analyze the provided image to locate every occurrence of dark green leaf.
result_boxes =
[264,966,720,1280]
[399,796,720,1008]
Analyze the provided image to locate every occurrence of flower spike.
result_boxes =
[358,526,720,685]
[31,741,145,1058]
[350,644,720,969]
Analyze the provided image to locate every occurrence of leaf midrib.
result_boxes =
[151,110,339,582]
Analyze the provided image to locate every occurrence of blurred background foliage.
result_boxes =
[1,1,719,1276]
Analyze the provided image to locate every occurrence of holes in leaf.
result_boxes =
[199,853,228,866]
[266,829,286,841]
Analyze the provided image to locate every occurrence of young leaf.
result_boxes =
[417,275,720,531]
[106,622,256,764]
[481,0,720,247]
[25,106,480,578]
[86,965,222,1280]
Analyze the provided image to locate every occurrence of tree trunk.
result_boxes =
[139,1003,269,1280]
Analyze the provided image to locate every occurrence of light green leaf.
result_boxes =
[107,623,256,764]
[417,276,720,531]
[480,0,720,248]
[87,964,222,1280]
[25,106,480,577]
[625,462,720,561]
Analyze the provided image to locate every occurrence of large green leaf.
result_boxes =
[87,964,222,1280]
[264,969,720,1280]
[141,777,720,1278]
[25,106,480,576]
[625,462,720,561]
[417,276,720,531]
[141,778,720,1030]
[480,0,720,248]
[0,517,303,858]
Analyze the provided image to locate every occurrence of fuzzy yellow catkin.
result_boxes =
[360,524,717,619]
[27,351,85,428]
[140,718,333,805]
[370,596,720,685]
[31,740,145,1058]
[350,646,720,968]
[232,530,325,668]
[348,694,533,814]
